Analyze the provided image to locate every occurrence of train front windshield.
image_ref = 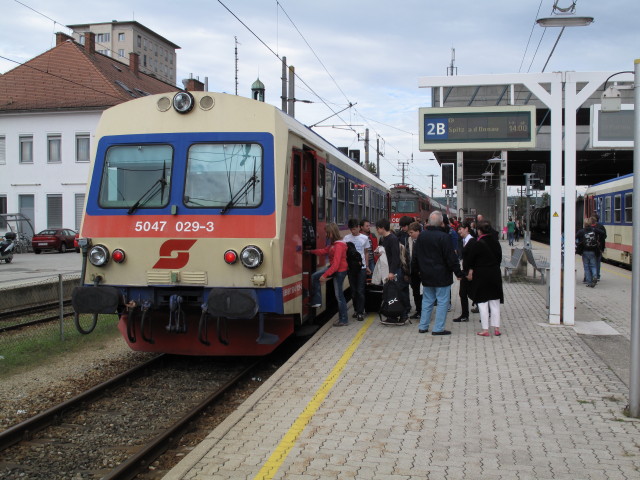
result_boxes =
[99,144,173,208]
[392,200,416,213]
[96,142,263,211]
[184,143,263,209]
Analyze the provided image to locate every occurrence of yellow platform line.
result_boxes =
[253,314,375,480]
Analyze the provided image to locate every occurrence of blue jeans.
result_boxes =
[419,285,451,332]
[348,268,366,315]
[333,270,349,324]
[508,232,515,246]
[311,269,349,323]
[310,267,328,306]
[582,250,597,284]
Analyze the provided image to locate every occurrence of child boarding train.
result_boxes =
[72,91,390,355]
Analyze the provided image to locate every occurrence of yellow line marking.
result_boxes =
[601,265,631,279]
[253,314,375,480]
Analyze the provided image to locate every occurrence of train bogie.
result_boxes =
[73,91,389,355]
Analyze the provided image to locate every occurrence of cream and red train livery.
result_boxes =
[73,91,389,355]
[583,173,633,267]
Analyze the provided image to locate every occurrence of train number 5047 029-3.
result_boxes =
[133,221,215,233]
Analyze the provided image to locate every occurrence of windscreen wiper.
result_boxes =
[127,177,167,214]
[220,175,258,215]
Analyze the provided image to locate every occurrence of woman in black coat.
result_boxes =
[465,219,504,336]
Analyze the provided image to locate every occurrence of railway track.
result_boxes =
[0,354,261,479]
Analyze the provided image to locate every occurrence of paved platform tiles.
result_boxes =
[165,241,639,480]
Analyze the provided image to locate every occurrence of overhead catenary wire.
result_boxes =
[219,0,419,179]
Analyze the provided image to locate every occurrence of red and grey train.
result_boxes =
[390,183,453,230]
[72,91,389,355]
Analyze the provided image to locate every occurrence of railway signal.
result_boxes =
[441,163,455,190]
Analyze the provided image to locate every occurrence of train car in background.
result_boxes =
[390,184,451,230]
[72,91,389,356]
[584,174,633,267]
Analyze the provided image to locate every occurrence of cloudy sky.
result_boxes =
[1,0,638,196]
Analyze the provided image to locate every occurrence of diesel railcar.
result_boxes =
[584,174,633,267]
[72,91,389,355]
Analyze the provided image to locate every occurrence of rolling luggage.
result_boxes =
[364,283,383,313]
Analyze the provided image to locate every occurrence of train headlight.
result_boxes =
[88,245,110,266]
[224,249,238,264]
[173,91,194,114]
[112,249,126,264]
[240,245,263,269]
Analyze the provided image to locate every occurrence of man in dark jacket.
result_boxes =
[415,211,463,335]
[576,217,605,287]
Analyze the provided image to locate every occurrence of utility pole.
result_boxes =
[287,65,295,117]
[364,128,370,167]
[376,136,380,177]
[427,174,436,198]
[234,37,239,95]
[281,56,287,113]
[397,161,410,185]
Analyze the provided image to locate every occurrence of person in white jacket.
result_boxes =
[371,246,389,285]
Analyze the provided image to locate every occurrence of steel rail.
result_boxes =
[103,360,261,480]
[0,354,165,452]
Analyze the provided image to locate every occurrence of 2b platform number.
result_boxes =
[424,119,448,139]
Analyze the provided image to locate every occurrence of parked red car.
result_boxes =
[32,229,77,254]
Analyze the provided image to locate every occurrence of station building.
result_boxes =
[0,27,182,235]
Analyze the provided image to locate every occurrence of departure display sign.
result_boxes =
[419,106,536,151]
[591,104,634,148]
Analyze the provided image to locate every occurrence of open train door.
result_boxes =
[300,148,327,321]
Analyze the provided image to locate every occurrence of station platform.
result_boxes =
[164,240,640,480]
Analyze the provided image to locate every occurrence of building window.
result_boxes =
[118,49,125,58]
[118,32,125,41]
[19,194,34,227]
[47,194,63,228]
[19,135,33,164]
[0,136,5,164]
[75,194,85,231]
[137,35,141,47]
[47,134,61,163]
[143,54,147,67]
[96,33,110,43]
[76,134,90,163]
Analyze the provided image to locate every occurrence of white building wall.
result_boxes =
[0,110,102,233]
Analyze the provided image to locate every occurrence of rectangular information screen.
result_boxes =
[590,104,634,148]
[419,106,536,151]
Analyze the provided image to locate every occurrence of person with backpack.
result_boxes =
[375,218,409,324]
[305,222,350,326]
[576,218,605,288]
[344,218,369,321]
[592,213,607,281]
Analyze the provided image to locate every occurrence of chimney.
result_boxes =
[184,78,205,92]
[56,32,73,46]
[85,32,95,54]
[129,52,139,76]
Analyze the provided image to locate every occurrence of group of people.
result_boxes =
[306,212,505,337]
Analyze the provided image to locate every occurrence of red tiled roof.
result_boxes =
[0,38,179,113]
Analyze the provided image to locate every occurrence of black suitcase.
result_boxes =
[364,284,383,313]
